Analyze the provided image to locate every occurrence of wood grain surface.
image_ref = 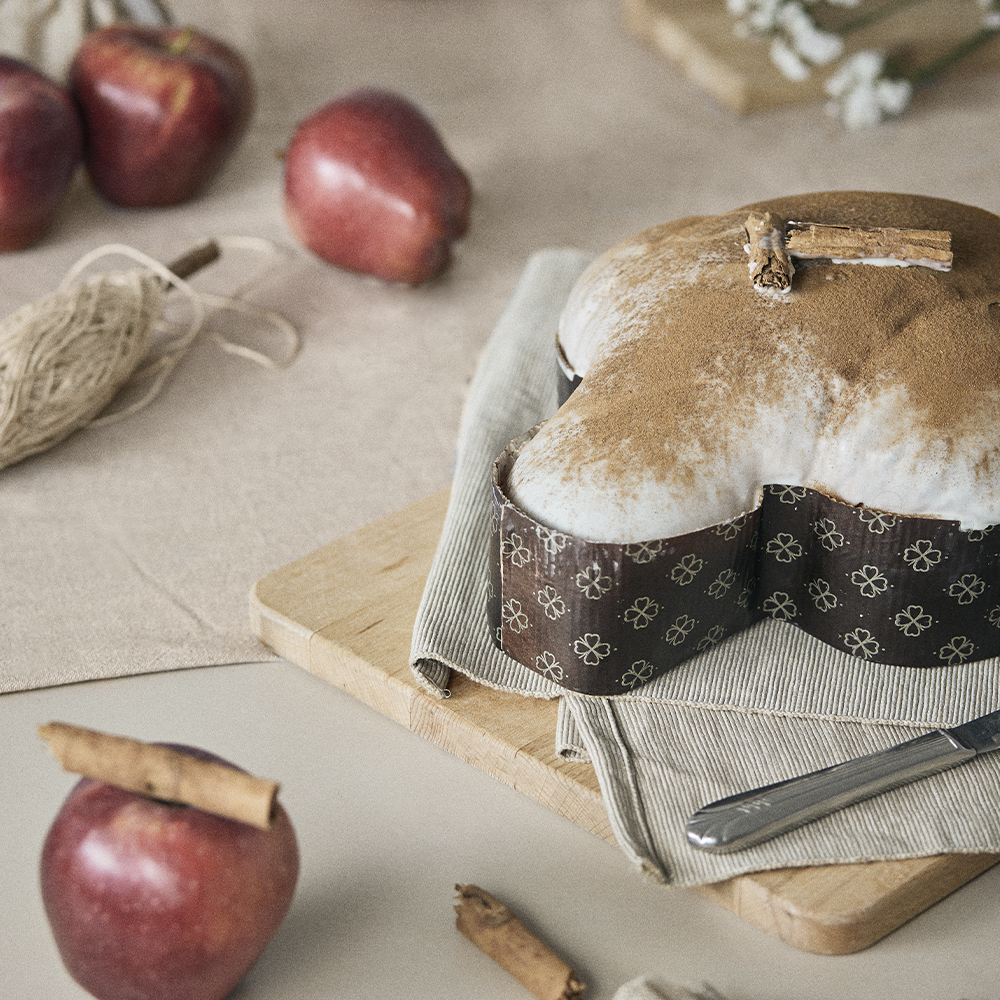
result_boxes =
[249,488,999,955]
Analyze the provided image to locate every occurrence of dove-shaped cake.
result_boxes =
[489,192,1000,694]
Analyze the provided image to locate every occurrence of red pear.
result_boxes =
[283,88,472,284]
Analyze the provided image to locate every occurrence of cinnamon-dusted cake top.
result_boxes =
[508,192,1000,543]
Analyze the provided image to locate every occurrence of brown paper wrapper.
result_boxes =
[489,427,1000,695]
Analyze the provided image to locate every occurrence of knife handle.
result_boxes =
[686,729,976,853]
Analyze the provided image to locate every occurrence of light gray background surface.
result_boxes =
[6,661,1000,999]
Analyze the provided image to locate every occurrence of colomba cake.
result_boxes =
[489,192,1000,693]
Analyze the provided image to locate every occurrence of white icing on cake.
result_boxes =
[507,193,1000,543]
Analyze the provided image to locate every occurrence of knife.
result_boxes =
[686,708,1000,853]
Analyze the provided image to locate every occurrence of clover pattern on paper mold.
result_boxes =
[490,449,1000,694]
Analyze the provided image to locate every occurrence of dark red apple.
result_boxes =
[0,56,82,250]
[40,745,299,1000]
[283,88,472,284]
[69,25,254,207]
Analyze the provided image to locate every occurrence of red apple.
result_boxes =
[283,88,472,284]
[40,745,299,1000]
[69,25,255,207]
[0,56,82,250]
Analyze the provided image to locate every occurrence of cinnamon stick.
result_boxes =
[743,211,794,292]
[785,222,952,270]
[454,884,585,1000]
[38,721,279,830]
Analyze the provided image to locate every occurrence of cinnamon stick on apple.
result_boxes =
[743,211,794,292]
[454,884,585,1000]
[38,721,279,830]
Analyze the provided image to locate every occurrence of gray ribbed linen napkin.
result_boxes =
[410,248,591,698]
[409,248,1000,886]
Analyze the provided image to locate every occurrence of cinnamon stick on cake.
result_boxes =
[743,210,794,291]
[785,221,952,270]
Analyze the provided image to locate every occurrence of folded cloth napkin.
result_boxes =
[409,248,1000,886]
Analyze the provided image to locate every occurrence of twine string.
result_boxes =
[0,238,301,470]
[71,239,300,426]
[204,234,301,368]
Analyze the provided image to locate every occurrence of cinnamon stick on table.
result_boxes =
[455,884,585,1000]
[38,721,279,830]
[785,222,952,270]
[743,211,794,292]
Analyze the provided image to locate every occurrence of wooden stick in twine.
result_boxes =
[162,239,221,282]
[38,721,279,830]
[455,884,586,1000]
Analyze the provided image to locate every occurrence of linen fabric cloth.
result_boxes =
[409,248,1000,886]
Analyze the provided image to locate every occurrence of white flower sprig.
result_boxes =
[729,0,860,80]
[980,0,1000,30]
[824,49,912,128]
[728,0,1000,127]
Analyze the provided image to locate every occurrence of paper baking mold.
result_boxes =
[489,428,1000,696]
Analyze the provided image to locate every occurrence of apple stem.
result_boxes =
[39,722,279,830]
[167,26,196,56]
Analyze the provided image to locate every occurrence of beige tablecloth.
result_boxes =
[3,0,999,698]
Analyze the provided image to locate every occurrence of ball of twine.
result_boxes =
[0,240,298,473]
[0,270,167,471]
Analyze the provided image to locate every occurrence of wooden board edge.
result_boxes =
[276,608,618,842]
[697,852,1000,955]
[621,0,827,114]
[249,582,313,666]
[249,498,615,841]
[305,627,418,729]
[249,489,1000,955]
[410,673,617,843]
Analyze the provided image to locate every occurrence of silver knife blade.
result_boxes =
[686,708,1000,854]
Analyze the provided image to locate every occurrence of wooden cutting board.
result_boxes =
[623,0,1000,115]
[249,488,999,956]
